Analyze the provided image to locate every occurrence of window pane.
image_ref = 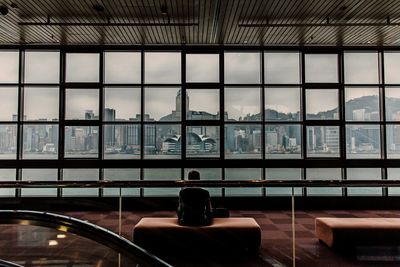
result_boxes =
[305,54,338,83]
[307,126,340,157]
[265,87,300,121]
[186,54,219,82]
[104,87,140,121]
[0,125,17,159]
[103,124,140,159]
[0,87,18,121]
[346,124,381,158]
[184,168,222,196]
[64,126,99,158]
[62,169,99,196]
[386,124,400,159]
[65,89,99,120]
[187,89,219,120]
[265,125,301,159]
[385,87,400,121]
[306,89,339,120]
[143,168,180,196]
[24,87,59,121]
[0,169,16,197]
[225,124,261,159]
[144,124,181,159]
[0,51,19,83]
[66,53,99,82]
[347,168,382,196]
[384,52,400,84]
[344,52,379,84]
[145,87,181,121]
[307,168,342,195]
[103,169,140,196]
[388,168,400,195]
[345,87,379,121]
[225,87,261,121]
[224,53,260,84]
[21,169,57,196]
[266,168,302,196]
[104,52,141,83]
[23,124,58,159]
[145,52,181,84]
[24,51,59,83]
[225,168,262,196]
[264,52,300,84]
[186,126,220,158]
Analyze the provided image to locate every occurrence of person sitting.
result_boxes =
[177,170,229,226]
[177,170,212,226]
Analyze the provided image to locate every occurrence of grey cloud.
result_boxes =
[65,89,99,119]
[186,54,219,82]
[145,53,181,84]
[145,87,180,120]
[105,87,141,119]
[224,53,260,84]
[24,87,59,120]
[105,52,141,83]
[25,51,60,83]
[0,51,19,83]
[305,54,338,83]
[0,87,18,120]
[66,53,100,82]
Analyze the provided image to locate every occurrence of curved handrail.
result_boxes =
[0,259,24,267]
[0,180,400,188]
[0,210,172,267]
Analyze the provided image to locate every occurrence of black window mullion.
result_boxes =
[339,50,346,161]
[181,51,186,164]
[99,51,104,161]
[17,49,24,161]
[220,49,225,197]
[301,52,306,161]
[140,50,145,197]
[59,51,66,160]
[261,51,266,197]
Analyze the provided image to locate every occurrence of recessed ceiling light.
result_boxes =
[161,4,168,15]
[244,40,248,44]
[93,3,105,12]
[48,240,58,246]
[0,5,8,15]
[57,234,67,239]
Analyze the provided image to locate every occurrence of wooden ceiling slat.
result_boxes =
[1,0,400,45]
[220,0,238,44]
[107,0,135,44]
[231,0,253,44]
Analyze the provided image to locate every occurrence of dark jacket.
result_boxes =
[177,187,212,226]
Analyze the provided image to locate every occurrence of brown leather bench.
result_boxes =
[133,217,261,255]
[316,217,400,249]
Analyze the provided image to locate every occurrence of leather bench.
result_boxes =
[133,217,261,255]
[316,217,400,249]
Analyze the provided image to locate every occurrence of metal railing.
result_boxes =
[1,179,400,188]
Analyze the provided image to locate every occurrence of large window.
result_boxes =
[0,48,398,198]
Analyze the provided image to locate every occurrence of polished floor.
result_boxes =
[56,209,400,267]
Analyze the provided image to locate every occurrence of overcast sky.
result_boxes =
[1,51,400,122]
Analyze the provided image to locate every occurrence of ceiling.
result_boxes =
[1,0,400,46]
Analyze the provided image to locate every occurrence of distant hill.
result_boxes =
[243,95,400,121]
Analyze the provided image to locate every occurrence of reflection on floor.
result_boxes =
[2,210,400,266]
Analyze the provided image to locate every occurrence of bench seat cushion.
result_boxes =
[133,217,261,254]
[316,217,400,248]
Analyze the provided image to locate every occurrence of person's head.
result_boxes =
[188,170,200,180]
